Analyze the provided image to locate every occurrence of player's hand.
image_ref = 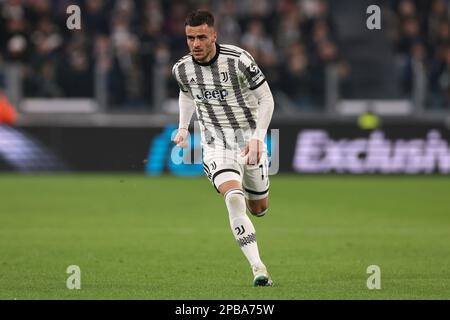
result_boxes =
[242,138,264,165]
[173,128,189,148]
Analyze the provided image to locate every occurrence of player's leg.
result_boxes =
[243,152,270,217]
[216,177,263,268]
[240,152,272,285]
[203,141,272,286]
[216,179,272,286]
[246,197,269,217]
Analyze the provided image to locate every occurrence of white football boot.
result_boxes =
[252,263,273,287]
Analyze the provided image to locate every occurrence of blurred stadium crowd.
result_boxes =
[390,0,450,109]
[1,0,450,111]
[0,0,345,110]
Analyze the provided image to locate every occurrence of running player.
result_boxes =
[172,10,275,286]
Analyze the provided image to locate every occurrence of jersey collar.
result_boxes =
[192,43,220,66]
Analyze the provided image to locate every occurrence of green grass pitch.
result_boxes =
[0,174,449,299]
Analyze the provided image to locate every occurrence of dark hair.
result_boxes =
[185,10,214,27]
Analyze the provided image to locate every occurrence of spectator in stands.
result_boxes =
[25,60,63,97]
[397,0,417,21]
[429,45,450,108]
[214,0,241,45]
[276,9,304,57]
[400,40,427,95]
[397,18,422,55]
[310,40,337,107]
[1,0,30,63]
[428,0,448,43]
[83,0,110,35]
[279,42,313,109]
[239,0,273,24]
[241,19,279,89]
[110,6,144,106]
[24,16,63,97]
[434,20,450,50]
[58,48,94,97]
[166,1,190,62]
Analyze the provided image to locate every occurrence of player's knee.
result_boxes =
[218,180,242,195]
[247,202,269,217]
[224,189,246,216]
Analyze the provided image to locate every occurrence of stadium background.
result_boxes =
[1,0,450,300]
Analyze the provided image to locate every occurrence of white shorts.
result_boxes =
[202,146,270,200]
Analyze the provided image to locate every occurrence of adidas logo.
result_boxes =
[190,78,196,84]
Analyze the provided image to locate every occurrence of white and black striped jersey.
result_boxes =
[172,43,266,149]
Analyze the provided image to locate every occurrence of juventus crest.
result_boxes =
[221,72,229,82]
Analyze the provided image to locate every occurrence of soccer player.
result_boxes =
[172,10,274,286]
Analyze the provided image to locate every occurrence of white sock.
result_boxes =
[224,189,263,268]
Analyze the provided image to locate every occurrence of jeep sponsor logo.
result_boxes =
[293,129,450,174]
[196,88,228,101]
